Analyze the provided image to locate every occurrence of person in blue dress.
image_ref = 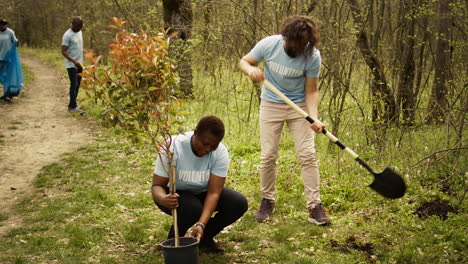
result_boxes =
[0,19,22,103]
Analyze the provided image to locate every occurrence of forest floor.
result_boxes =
[0,55,96,236]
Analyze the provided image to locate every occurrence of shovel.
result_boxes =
[263,80,406,199]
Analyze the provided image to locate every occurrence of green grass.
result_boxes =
[22,62,34,86]
[20,47,67,76]
[0,115,465,264]
[0,213,8,222]
[7,121,22,130]
[0,48,466,264]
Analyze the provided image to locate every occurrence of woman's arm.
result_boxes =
[239,54,264,82]
[151,173,179,209]
[191,174,225,240]
[61,45,83,69]
[305,76,325,133]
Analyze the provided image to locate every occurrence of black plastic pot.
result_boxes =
[161,237,199,264]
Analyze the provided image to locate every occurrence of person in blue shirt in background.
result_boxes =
[61,17,85,114]
[151,116,248,254]
[0,19,22,103]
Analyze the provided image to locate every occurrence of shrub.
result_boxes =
[81,17,187,149]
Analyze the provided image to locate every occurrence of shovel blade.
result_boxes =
[370,167,406,199]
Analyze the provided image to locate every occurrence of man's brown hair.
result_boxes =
[280,16,320,58]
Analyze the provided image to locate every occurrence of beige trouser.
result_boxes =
[259,99,321,209]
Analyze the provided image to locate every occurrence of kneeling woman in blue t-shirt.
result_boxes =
[151,116,248,254]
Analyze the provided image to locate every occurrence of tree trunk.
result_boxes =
[251,0,262,102]
[397,0,417,126]
[415,14,430,101]
[162,0,193,97]
[347,0,397,123]
[426,0,452,124]
[203,1,213,40]
[303,0,318,15]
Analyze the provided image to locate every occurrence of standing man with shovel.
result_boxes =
[152,116,248,254]
[239,15,330,225]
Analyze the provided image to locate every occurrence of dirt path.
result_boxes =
[0,55,96,236]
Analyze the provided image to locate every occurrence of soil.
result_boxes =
[0,55,96,236]
[330,235,375,259]
[415,198,457,220]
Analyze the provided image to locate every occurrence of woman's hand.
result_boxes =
[190,224,204,241]
[240,54,264,82]
[159,193,180,209]
[310,119,325,133]
[247,67,265,82]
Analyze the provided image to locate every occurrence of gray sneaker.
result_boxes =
[308,204,331,226]
[255,198,275,222]
[69,107,86,115]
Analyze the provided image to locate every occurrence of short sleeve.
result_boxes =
[62,32,70,47]
[210,146,230,177]
[305,49,321,78]
[154,151,170,178]
[153,140,176,178]
[10,30,17,43]
[249,37,272,63]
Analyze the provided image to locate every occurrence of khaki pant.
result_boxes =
[259,99,321,209]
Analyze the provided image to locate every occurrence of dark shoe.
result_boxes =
[199,238,224,254]
[255,198,275,222]
[0,95,12,103]
[308,204,331,226]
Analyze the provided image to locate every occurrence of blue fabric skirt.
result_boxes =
[0,41,23,97]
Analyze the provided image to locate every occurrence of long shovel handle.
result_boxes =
[263,80,375,174]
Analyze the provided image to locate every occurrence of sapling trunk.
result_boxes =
[169,160,179,247]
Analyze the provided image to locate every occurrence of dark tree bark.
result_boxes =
[426,0,452,124]
[202,0,213,43]
[415,14,430,101]
[397,0,417,126]
[252,0,262,102]
[347,0,397,123]
[162,0,193,97]
[303,0,318,15]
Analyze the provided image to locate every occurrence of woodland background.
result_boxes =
[5,0,467,131]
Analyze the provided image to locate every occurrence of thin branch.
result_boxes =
[411,146,468,167]
[302,0,319,15]
[226,0,271,36]
[112,0,137,31]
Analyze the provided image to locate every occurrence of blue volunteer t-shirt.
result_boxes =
[249,35,321,103]
[62,28,83,68]
[154,131,229,194]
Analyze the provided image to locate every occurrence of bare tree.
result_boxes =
[162,0,194,97]
[303,0,318,15]
[347,0,397,124]
[426,0,452,124]
[397,0,417,126]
